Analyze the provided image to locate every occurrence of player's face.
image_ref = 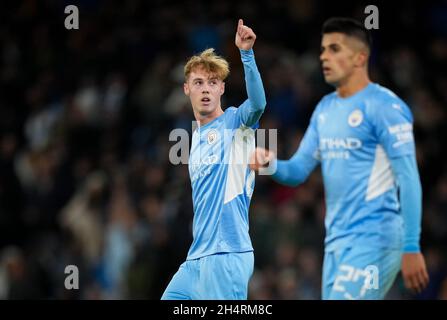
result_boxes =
[320,33,358,86]
[184,67,225,117]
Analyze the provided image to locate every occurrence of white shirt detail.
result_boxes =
[366,145,395,201]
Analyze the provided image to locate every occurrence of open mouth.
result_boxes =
[201,97,211,103]
[322,66,331,74]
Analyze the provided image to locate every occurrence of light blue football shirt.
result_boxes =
[186,49,266,260]
[274,83,417,251]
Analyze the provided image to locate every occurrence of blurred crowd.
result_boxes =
[0,0,446,299]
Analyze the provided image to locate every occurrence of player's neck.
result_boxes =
[336,73,371,98]
[194,107,224,127]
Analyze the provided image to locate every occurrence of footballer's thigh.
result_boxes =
[161,260,198,300]
[322,250,338,300]
[198,251,254,299]
[327,246,401,300]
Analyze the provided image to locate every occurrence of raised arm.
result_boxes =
[235,19,266,127]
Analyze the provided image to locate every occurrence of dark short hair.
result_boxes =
[322,17,372,49]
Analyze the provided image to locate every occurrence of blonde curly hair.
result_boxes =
[184,48,230,81]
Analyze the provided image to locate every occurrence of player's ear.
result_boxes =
[184,82,190,96]
[357,50,369,68]
[220,81,225,95]
[353,49,367,68]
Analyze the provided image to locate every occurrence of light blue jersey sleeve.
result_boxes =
[389,155,422,252]
[235,49,266,128]
[371,99,422,253]
[270,109,320,186]
[372,100,415,158]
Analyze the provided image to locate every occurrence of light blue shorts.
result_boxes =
[161,251,254,300]
[322,246,402,300]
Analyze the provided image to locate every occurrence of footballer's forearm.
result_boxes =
[270,152,317,187]
[390,155,423,253]
[239,49,266,126]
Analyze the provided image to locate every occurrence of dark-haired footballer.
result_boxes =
[251,17,429,299]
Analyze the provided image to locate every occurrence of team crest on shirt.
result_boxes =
[348,109,363,127]
[207,129,219,145]
[318,113,327,125]
[392,103,402,112]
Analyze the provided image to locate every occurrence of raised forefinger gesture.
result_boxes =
[235,19,256,50]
